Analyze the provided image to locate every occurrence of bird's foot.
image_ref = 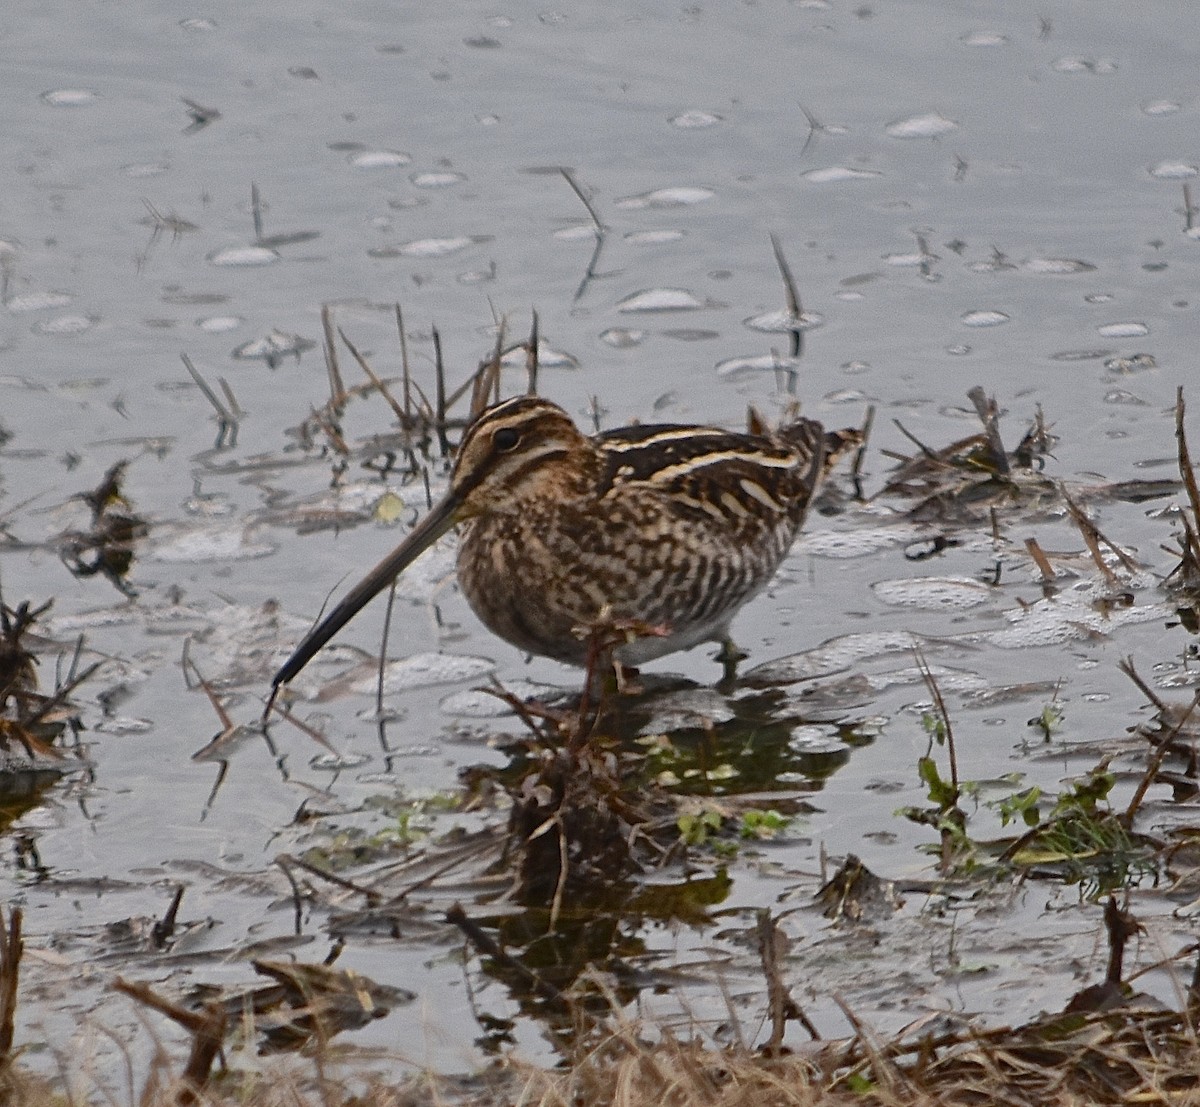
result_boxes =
[715,638,747,691]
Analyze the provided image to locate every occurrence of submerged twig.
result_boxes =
[1121,686,1200,829]
[1060,484,1141,583]
[561,168,607,302]
[446,902,566,1005]
[180,353,239,448]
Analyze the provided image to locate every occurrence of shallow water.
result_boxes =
[1,0,1198,1079]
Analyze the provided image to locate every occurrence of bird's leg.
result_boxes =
[715,637,747,690]
[613,660,644,696]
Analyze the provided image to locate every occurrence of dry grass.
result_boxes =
[7,1005,1200,1107]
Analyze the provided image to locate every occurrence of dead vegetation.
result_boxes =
[5,891,1200,1106]
[9,299,1200,1105]
[0,593,95,772]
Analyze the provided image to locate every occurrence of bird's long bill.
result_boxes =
[271,491,463,691]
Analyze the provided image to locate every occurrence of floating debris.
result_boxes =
[59,461,150,597]
[232,329,315,368]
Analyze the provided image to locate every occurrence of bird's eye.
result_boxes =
[493,427,521,452]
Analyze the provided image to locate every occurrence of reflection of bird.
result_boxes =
[272,396,853,694]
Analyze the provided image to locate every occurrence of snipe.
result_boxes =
[271,396,854,695]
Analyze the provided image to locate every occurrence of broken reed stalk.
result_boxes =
[395,303,412,422]
[179,354,235,427]
[757,909,793,1057]
[1121,687,1200,829]
[1177,388,1200,526]
[1103,895,1141,986]
[549,815,569,934]
[769,233,803,359]
[250,182,264,242]
[890,418,941,462]
[432,326,449,458]
[1118,655,1168,714]
[321,304,347,410]
[337,327,408,425]
[1060,484,1140,581]
[0,907,21,1064]
[112,978,226,1103]
[966,385,1010,476]
[527,309,540,398]
[445,902,566,1006]
[469,319,505,419]
[849,404,875,496]
[560,168,606,302]
[1025,536,1058,583]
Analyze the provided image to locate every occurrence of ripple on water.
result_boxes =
[499,342,578,369]
[207,245,280,267]
[370,236,489,258]
[1105,353,1155,374]
[884,251,928,268]
[959,30,1008,46]
[1050,349,1112,361]
[624,230,686,244]
[1051,56,1118,74]
[617,288,703,312]
[232,330,315,363]
[1142,100,1181,115]
[123,162,170,178]
[599,328,645,348]
[349,652,495,695]
[1104,388,1148,406]
[743,309,822,333]
[439,680,566,718]
[197,315,242,333]
[668,110,722,128]
[1148,161,1197,180]
[638,689,736,734]
[802,166,882,183]
[885,112,958,138]
[310,751,372,771]
[866,663,988,695]
[149,526,275,563]
[348,150,412,169]
[1021,257,1096,274]
[6,292,73,312]
[872,576,993,611]
[788,725,848,754]
[40,88,98,106]
[1098,321,1149,338]
[743,630,930,686]
[615,186,715,209]
[410,171,465,188]
[715,353,802,379]
[961,310,1009,327]
[94,717,154,735]
[32,314,96,335]
[980,585,1167,650]
[796,525,923,559]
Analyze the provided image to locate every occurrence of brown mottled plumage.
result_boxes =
[272,396,848,691]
